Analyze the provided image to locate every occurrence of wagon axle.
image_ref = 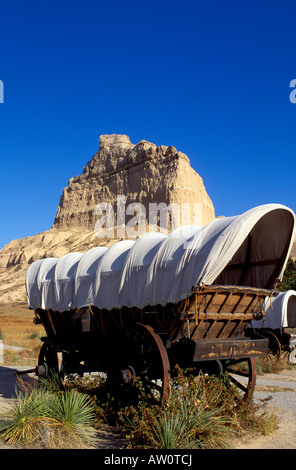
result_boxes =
[17,361,137,386]
[120,365,136,385]
[16,363,48,378]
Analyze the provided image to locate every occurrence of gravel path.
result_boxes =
[234,368,296,449]
[1,365,296,449]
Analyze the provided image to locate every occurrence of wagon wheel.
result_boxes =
[223,357,257,399]
[260,329,282,360]
[37,341,64,380]
[119,323,171,406]
[138,324,171,405]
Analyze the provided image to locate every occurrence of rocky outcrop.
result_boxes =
[54,134,215,234]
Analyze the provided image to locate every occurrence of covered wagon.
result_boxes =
[251,290,296,362]
[24,203,296,403]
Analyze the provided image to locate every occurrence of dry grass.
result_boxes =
[0,302,44,366]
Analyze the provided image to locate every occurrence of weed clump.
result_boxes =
[117,366,278,449]
[0,376,97,448]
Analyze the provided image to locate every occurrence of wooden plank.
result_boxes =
[192,312,254,321]
[203,320,226,339]
[231,293,247,313]
[209,293,232,313]
[192,284,275,296]
[231,320,246,337]
[217,292,232,313]
[191,320,208,339]
[191,337,269,361]
[217,320,238,338]
[191,289,268,316]
[204,292,226,313]
[46,310,56,336]
[245,295,264,316]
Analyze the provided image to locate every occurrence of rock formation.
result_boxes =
[54,134,215,234]
[0,134,215,303]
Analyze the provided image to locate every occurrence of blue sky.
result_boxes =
[0,0,296,249]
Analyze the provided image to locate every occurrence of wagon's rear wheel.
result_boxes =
[37,341,64,380]
[134,323,171,405]
[223,357,256,399]
[114,323,171,406]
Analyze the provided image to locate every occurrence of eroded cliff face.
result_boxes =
[54,134,215,233]
[0,134,216,303]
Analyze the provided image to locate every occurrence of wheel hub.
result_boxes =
[120,365,136,385]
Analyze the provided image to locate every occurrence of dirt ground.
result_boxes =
[234,367,296,449]
[1,365,296,450]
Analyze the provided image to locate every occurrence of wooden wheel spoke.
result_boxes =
[224,357,256,399]
[228,374,248,392]
[228,368,250,378]
[141,359,157,374]
[143,377,164,393]
[109,323,170,405]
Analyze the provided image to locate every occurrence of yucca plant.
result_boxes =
[0,389,53,445]
[142,392,234,449]
[148,411,195,449]
[120,370,235,449]
[0,388,97,448]
[47,389,97,448]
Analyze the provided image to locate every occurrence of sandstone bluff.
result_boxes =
[54,134,215,230]
[0,134,215,303]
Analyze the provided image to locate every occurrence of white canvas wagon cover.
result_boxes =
[26,203,296,311]
[252,290,296,330]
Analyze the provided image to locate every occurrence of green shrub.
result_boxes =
[0,386,97,448]
[118,366,278,449]
[278,258,296,291]
[0,389,54,445]
[119,369,235,449]
[46,389,97,447]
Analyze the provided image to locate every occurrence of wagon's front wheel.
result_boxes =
[37,341,64,380]
[223,357,256,399]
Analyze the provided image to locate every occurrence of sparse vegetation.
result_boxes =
[278,258,296,291]
[0,302,43,366]
[0,377,97,448]
[117,367,278,449]
[255,354,291,375]
[0,300,288,448]
[0,365,280,449]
